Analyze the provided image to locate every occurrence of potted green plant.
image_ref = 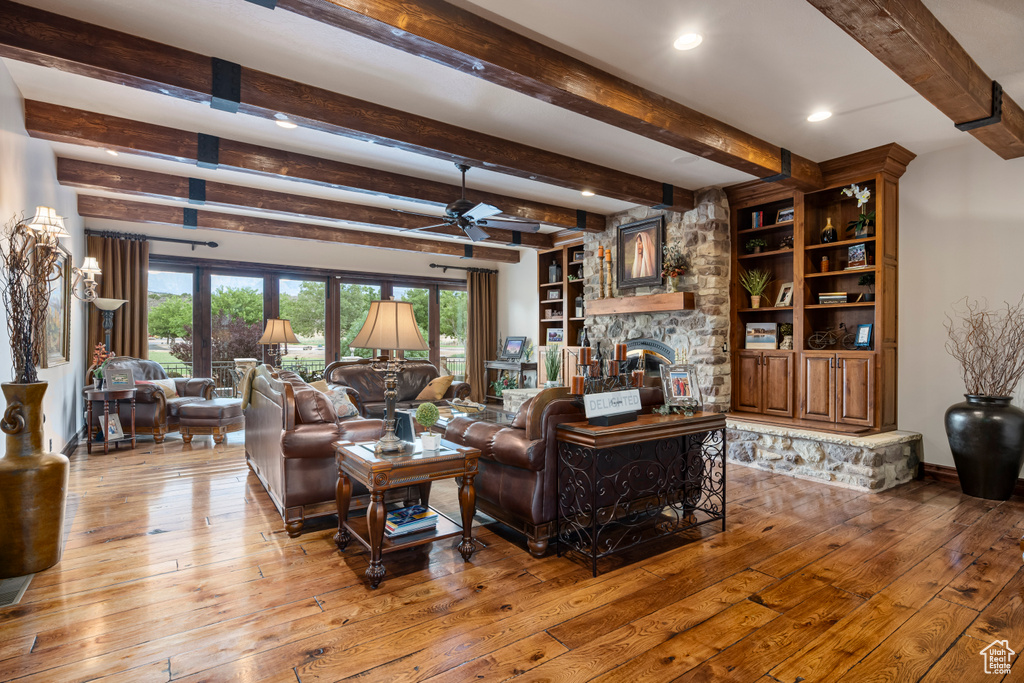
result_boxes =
[745,238,767,254]
[0,212,71,578]
[415,402,441,451]
[859,273,875,302]
[841,183,875,237]
[544,347,562,387]
[944,297,1024,500]
[738,268,774,309]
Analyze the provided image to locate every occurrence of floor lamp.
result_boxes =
[350,300,428,454]
[93,298,127,353]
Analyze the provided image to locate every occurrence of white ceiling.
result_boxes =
[5,0,1024,254]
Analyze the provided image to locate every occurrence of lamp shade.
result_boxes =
[80,257,101,275]
[93,297,127,311]
[258,318,300,345]
[351,300,428,351]
[25,206,69,237]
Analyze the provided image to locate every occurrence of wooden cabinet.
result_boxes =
[735,350,794,418]
[800,352,874,427]
[538,242,584,350]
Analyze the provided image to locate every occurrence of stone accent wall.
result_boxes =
[727,419,922,492]
[582,189,731,411]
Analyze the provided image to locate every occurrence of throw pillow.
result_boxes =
[322,385,359,419]
[310,379,330,393]
[415,374,454,401]
[136,378,178,399]
[239,367,255,410]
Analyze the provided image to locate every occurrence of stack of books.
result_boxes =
[751,210,764,229]
[818,292,848,305]
[384,505,438,538]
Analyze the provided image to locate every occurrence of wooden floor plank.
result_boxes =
[3,436,1023,682]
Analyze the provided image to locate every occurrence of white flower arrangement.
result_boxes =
[841,183,871,208]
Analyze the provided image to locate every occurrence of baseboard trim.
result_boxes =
[61,426,88,456]
[918,462,1024,498]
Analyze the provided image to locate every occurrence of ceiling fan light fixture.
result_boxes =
[807,110,833,122]
[673,33,703,51]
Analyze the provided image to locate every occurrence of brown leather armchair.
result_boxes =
[443,386,665,556]
[86,357,215,443]
[324,359,470,418]
[244,365,424,536]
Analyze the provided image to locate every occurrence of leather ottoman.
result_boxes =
[179,398,245,444]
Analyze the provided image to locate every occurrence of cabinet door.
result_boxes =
[801,353,835,422]
[838,355,875,427]
[762,352,794,417]
[734,351,763,413]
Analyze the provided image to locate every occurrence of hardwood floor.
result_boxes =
[1,433,1023,682]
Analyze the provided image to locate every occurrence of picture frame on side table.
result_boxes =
[500,336,527,360]
[43,243,71,368]
[616,215,663,289]
[745,323,779,350]
[855,324,874,349]
[775,282,794,307]
[104,414,125,441]
[659,363,703,409]
[106,368,135,389]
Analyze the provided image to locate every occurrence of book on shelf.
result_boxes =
[751,211,764,229]
[818,292,848,304]
[384,504,438,537]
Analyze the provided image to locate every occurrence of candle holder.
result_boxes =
[567,342,642,397]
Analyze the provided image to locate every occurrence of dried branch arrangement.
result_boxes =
[944,296,1024,397]
[0,215,62,384]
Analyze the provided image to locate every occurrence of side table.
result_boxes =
[334,439,480,588]
[85,388,137,454]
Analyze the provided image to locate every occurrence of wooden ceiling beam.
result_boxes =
[808,0,1024,159]
[25,102,604,232]
[0,1,691,212]
[274,0,824,192]
[57,158,555,249]
[76,195,520,263]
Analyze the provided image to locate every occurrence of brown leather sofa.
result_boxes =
[442,386,665,556]
[86,357,215,443]
[324,359,470,419]
[244,365,424,536]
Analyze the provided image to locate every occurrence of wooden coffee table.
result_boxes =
[333,439,480,589]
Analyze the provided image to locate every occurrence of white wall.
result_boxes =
[0,62,86,452]
[899,142,1024,467]
[497,256,539,347]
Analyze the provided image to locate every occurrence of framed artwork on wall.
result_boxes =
[616,215,663,289]
[43,243,71,368]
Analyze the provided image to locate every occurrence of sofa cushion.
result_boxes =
[396,362,440,402]
[294,386,337,424]
[166,396,207,417]
[415,374,454,401]
[510,395,536,429]
[361,401,387,419]
[136,378,178,398]
[327,363,387,403]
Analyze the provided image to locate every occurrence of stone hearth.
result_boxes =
[582,188,731,411]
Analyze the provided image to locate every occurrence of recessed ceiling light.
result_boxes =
[105,149,119,156]
[673,33,703,51]
[581,190,595,197]
[274,113,298,129]
[807,110,832,122]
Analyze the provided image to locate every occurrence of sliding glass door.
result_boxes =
[209,274,263,393]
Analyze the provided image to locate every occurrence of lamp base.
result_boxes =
[374,432,412,455]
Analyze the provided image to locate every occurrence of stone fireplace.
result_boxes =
[582,188,731,411]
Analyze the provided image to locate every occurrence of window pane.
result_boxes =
[279,278,326,378]
[439,289,467,379]
[210,275,264,394]
[339,283,381,359]
[147,269,194,378]
[394,286,430,359]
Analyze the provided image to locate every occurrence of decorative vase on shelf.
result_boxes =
[666,276,678,293]
[821,217,837,244]
[945,395,1024,501]
[750,295,761,309]
[0,382,70,578]
[548,262,561,284]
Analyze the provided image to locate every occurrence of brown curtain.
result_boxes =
[87,234,149,359]
[466,270,497,403]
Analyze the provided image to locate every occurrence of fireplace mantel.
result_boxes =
[586,292,696,317]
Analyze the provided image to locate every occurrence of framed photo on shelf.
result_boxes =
[500,336,527,360]
[43,243,71,368]
[106,368,135,390]
[855,324,874,349]
[104,414,125,441]
[546,328,564,345]
[745,323,779,350]
[775,282,794,307]
[571,249,584,263]
[847,243,868,269]
[776,207,795,223]
[616,215,663,289]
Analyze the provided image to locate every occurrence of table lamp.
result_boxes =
[258,318,299,368]
[350,299,428,454]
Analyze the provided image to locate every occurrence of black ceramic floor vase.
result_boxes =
[945,395,1024,501]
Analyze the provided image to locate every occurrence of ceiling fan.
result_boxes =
[394,163,541,242]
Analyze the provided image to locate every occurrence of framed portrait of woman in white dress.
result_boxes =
[616,215,664,289]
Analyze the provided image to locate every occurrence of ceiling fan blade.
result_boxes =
[402,222,449,232]
[462,224,491,242]
[463,203,502,221]
[475,219,541,233]
[392,208,445,220]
